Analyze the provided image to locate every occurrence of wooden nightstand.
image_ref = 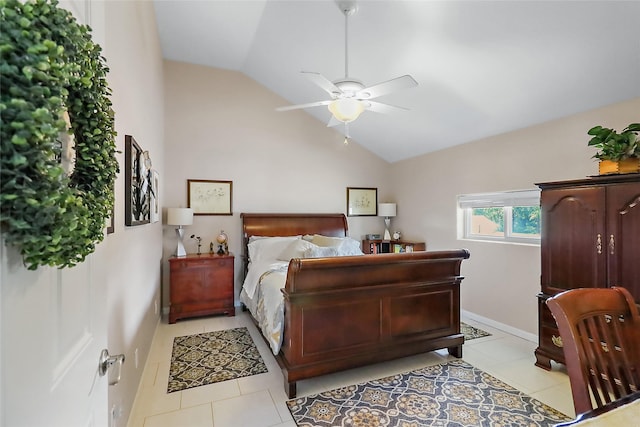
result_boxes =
[169,253,234,323]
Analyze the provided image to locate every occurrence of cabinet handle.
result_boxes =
[609,234,615,255]
[552,335,564,348]
[596,234,602,254]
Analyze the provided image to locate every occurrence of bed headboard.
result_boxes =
[240,213,348,263]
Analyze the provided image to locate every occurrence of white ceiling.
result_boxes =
[153,0,640,163]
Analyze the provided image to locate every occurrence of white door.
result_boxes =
[1,256,109,427]
[0,1,112,426]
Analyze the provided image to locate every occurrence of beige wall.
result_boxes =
[161,58,638,339]
[161,60,392,308]
[390,97,640,337]
[104,1,165,423]
[0,1,165,425]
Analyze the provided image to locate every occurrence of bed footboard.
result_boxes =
[278,249,470,398]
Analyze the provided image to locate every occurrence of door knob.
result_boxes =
[99,349,125,386]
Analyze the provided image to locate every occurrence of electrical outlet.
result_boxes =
[134,348,139,369]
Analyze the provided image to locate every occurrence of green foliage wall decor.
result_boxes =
[0,0,119,269]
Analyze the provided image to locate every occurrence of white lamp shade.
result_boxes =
[328,99,365,123]
[378,203,397,217]
[167,208,193,226]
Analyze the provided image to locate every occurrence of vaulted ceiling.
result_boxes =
[153,0,640,163]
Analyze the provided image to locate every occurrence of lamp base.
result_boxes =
[383,217,392,241]
[175,227,187,257]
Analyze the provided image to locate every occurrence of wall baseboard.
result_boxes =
[461,309,538,343]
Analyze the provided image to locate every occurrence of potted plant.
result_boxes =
[587,123,640,175]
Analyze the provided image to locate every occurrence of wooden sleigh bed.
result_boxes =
[240,213,470,398]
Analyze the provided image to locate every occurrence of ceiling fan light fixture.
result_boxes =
[328,98,365,123]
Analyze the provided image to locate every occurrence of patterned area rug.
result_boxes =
[287,359,570,427]
[461,322,491,340]
[167,327,268,393]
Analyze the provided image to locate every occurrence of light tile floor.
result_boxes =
[127,310,575,427]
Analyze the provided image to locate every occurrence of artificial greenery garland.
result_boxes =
[0,0,118,269]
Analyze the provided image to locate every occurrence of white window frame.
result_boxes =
[458,189,541,244]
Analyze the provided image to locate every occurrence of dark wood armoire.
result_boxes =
[534,174,640,370]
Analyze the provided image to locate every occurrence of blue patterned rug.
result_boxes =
[167,327,267,393]
[287,359,570,426]
[461,322,491,340]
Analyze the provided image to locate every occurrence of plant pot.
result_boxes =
[598,158,640,175]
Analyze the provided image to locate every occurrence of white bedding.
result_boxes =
[240,235,364,355]
[240,261,288,354]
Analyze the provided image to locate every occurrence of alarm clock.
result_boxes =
[392,231,401,240]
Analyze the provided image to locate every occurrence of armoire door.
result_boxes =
[540,186,606,295]
[606,182,640,302]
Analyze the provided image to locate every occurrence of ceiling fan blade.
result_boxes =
[276,100,332,112]
[365,101,409,114]
[302,71,342,97]
[357,75,418,99]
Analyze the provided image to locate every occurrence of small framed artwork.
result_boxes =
[188,179,233,215]
[124,135,151,226]
[150,169,160,223]
[106,207,114,234]
[106,182,115,234]
[347,187,378,216]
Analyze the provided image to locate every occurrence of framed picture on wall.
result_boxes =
[150,169,159,223]
[106,207,114,234]
[106,180,115,234]
[124,135,151,226]
[347,187,378,216]
[187,179,233,215]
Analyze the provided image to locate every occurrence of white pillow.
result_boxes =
[304,246,340,258]
[303,239,364,258]
[248,236,300,263]
[311,234,345,247]
[277,239,317,261]
[336,238,364,256]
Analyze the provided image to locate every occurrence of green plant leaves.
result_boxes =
[0,0,118,270]
[587,123,640,161]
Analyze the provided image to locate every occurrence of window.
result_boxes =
[458,189,541,244]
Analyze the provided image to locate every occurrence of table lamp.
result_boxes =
[378,203,397,241]
[167,208,193,257]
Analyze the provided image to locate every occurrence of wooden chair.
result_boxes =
[546,287,640,415]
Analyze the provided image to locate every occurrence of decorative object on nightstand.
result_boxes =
[167,207,193,257]
[169,253,235,323]
[190,235,202,255]
[378,203,396,240]
[216,230,229,255]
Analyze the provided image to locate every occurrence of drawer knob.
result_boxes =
[552,335,563,348]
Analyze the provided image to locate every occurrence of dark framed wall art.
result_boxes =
[125,135,151,226]
[347,187,378,216]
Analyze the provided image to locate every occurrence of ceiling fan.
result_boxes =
[276,0,418,130]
